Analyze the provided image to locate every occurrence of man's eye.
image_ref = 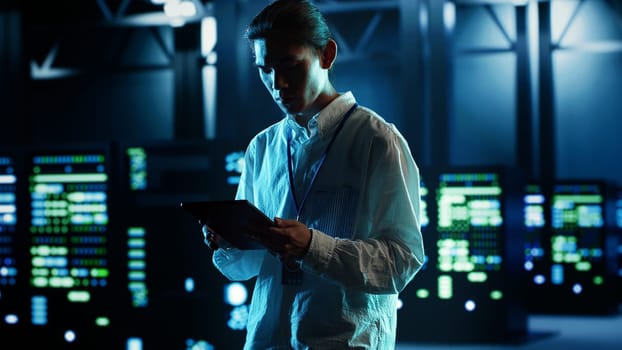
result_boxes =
[280,61,298,70]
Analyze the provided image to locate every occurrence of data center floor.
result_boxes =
[397,305,622,350]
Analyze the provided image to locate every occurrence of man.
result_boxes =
[203,0,424,348]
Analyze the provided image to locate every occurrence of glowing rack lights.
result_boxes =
[127,227,148,308]
[437,172,504,273]
[412,172,506,303]
[547,185,606,290]
[127,147,147,191]
[28,153,110,290]
[0,156,18,286]
[548,186,605,283]
[523,185,546,264]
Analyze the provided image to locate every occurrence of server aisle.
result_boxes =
[397,304,622,350]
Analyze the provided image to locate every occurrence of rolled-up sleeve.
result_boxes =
[302,126,424,294]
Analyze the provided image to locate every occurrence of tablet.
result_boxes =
[180,199,279,250]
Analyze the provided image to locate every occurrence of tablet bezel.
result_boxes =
[180,199,277,250]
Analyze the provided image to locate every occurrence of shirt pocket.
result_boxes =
[306,186,359,239]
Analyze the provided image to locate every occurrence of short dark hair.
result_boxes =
[245,0,332,50]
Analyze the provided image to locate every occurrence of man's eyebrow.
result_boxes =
[253,55,297,69]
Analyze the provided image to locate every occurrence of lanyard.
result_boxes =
[286,103,358,219]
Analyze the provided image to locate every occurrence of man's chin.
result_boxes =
[279,103,302,115]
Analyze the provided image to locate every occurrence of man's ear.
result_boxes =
[320,39,338,69]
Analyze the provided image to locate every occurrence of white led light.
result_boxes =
[443,2,456,32]
[185,277,195,292]
[64,330,76,343]
[224,282,248,306]
[4,314,18,324]
[464,300,476,312]
[164,0,196,18]
[534,274,546,285]
[201,16,217,56]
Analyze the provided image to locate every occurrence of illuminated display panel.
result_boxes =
[29,153,110,291]
[123,140,244,198]
[524,184,546,259]
[0,156,18,288]
[126,148,147,191]
[127,227,147,308]
[551,183,604,281]
[397,168,526,343]
[0,154,23,332]
[528,182,618,314]
[523,184,548,289]
[521,182,620,314]
[436,172,504,275]
[120,140,249,349]
[420,179,429,229]
[23,148,123,348]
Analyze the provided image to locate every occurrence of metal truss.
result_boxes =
[550,0,622,53]
[28,26,175,79]
[538,0,622,180]
[25,0,210,79]
[315,0,401,63]
[444,0,534,172]
[24,0,439,79]
[452,0,527,55]
[451,0,622,54]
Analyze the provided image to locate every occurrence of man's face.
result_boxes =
[253,37,328,117]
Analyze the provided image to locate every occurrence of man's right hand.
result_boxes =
[202,224,229,250]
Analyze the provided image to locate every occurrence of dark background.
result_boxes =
[1,0,621,349]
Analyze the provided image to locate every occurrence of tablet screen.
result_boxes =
[180,200,278,250]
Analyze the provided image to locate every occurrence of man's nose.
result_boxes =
[272,70,288,90]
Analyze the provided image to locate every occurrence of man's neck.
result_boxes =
[293,91,341,128]
[294,114,313,128]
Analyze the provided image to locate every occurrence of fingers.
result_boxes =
[204,234,219,250]
[202,225,219,250]
[273,217,299,227]
[202,225,217,239]
[268,219,312,258]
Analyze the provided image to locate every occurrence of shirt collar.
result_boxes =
[286,91,357,141]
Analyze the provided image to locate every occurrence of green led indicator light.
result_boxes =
[129,271,146,280]
[95,317,110,327]
[416,289,430,299]
[68,290,91,302]
[490,290,503,300]
[467,272,488,283]
[128,261,146,269]
[438,275,453,299]
[31,173,108,183]
[32,277,48,287]
[553,195,603,204]
[127,147,146,156]
[128,227,146,236]
[90,269,109,278]
[575,262,592,271]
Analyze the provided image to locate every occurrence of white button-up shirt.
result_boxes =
[212,91,424,349]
